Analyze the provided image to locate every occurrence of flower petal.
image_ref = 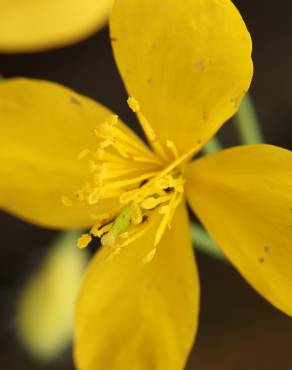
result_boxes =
[186,145,292,315]
[110,0,253,153]
[74,202,199,370]
[0,78,118,229]
[0,0,114,52]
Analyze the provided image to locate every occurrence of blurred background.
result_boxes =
[0,0,291,369]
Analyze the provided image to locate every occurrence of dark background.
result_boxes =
[0,0,291,369]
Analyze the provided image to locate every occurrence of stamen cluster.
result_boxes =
[63,97,199,263]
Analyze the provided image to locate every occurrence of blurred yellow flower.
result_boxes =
[0,0,114,53]
[17,232,87,361]
[0,0,291,370]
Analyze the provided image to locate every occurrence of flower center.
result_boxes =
[63,97,200,263]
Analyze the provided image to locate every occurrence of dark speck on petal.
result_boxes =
[70,96,82,106]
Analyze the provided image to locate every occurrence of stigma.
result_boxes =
[64,97,200,262]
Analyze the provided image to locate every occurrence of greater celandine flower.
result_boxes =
[0,0,291,369]
[0,0,114,52]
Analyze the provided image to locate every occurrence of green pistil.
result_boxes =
[101,203,134,246]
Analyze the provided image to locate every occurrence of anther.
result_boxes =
[77,233,92,249]
[127,96,140,113]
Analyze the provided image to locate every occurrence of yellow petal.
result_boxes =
[186,144,292,315]
[110,0,253,153]
[0,0,114,53]
[74,202,199,370]
[17,231,87,362]
[0,78,118,229]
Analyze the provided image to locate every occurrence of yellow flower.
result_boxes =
[0,0,114,53]
[0,0,291,369]
[17,231,87,361]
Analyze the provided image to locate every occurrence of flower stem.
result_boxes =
[190,222,225,260]
[234,94,264,144]
[202,136,223,154]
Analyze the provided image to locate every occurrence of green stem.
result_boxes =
[202,136,223,154]
[234,94,264,144]
[191,222,225,260]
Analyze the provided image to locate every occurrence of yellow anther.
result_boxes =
[77,233,92,249]
[100,139,113,149]
[141,195,170,210]
[61,196,72,207]
[119,189,138,204]
[127,96,140,113]
[87,188,101,204]
[94,116,117,138]
[131,203,143,224]
[74,190,85,201]
[110,115,119,125]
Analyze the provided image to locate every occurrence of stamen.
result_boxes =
[127,96,168,161]
[154,142,202,181]
[65,104,193,257]
[154,192,183,247]
[118,215,156,248]
[131,203,143,224]
[103,171,160,191]
[95,114,158,161]
[131,156,164,166]
[127,96,140,114]
[141,195,171,210]
[77,233,92,249]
